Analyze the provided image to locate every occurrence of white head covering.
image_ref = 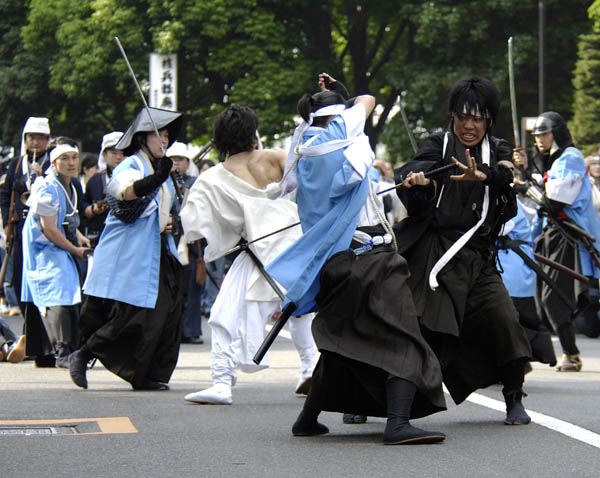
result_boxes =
[166,141,190,159]
[50,143,79,163]
[20,117,50,157]
[97,131,123,171]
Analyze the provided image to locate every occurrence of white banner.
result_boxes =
[149,53,177,111]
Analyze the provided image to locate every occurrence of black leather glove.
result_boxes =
[132,156,173,197]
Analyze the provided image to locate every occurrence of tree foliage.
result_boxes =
[0,0,593,164]
[570,32,600,155]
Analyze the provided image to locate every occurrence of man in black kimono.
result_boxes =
[396,77,532,425]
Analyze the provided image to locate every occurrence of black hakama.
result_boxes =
[79,241,184,387]
[304,232,446,419]
[404,230,532,404]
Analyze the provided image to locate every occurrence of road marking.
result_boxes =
[466,391,600,449]
[0,417,137,435]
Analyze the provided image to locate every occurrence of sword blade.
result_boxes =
[508,37,521,148]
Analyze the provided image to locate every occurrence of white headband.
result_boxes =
[50,144,79,163]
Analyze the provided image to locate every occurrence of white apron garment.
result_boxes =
[429,133,490,290]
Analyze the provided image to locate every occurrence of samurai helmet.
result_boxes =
[532,112,573,150]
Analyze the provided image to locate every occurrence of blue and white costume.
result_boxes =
[499,201,536,298]
[83,151,178,307]
[543,146,600,278]
[266,103,380,314]
[22,171,81,307]
[267,101,445,423]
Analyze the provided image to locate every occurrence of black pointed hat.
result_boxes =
[116,107,183,156]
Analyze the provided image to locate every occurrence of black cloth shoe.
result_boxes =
[383,420,446,445]
[132,379,170,391]
[343,414,367,424]
[35,354,56,368]
[292,407,329,436]
[503,389,531,425]
[383,377,445,445]
[69,346,92,389]
[55,344,72,369]
[182,336,204,344]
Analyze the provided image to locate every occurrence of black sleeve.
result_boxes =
[396,134,445,215]
[481,137,515,190]
[0,157,18,226]
[72,177,90,217]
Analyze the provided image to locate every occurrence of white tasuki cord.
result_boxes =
[368,178,398,252]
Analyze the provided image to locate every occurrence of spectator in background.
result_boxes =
[0,318,25,363]
[168,141,203,344]
[0,117,52,315]
[83,132,123,245]
[197,159,215,174]
[79,153,99,192]
[586,155,600,217]
[373,159,406,224]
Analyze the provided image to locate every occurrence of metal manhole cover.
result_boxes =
[0,426,78,436]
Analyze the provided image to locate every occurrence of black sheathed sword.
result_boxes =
[499,237,581,314]
[234,240,296,365]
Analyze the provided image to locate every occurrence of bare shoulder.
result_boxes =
[254,148,286,171]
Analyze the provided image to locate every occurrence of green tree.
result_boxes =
[570,32,600,155]
[0,0,593,162]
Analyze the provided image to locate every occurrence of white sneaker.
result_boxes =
[184,384,233,405]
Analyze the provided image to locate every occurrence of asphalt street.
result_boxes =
[1,314,599,478]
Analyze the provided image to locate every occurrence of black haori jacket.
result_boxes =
[393,132,517,255]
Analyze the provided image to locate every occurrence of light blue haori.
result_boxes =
[545,146,600,278]
[21,170,81,307]
[498,200,537,297]
[266,104,375,314]
[83,151,177,308]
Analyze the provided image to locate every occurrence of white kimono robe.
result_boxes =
[181,164,314,378]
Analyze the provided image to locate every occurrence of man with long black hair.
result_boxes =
[396,76,532,425]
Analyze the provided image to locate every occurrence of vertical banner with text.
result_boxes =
[149,53,177,111]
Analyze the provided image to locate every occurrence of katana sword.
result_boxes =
[398,94,418,154]
[508,37,521,150]
[114,36,185,204]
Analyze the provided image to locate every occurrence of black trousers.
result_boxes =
[79,245,184,387]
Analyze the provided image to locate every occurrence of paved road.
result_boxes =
[1,314,599,478]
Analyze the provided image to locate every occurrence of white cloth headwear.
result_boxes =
[20,117,50,158]
[428,133,491,290]
[166,141,191,160]
[266,104,347,199]
[97,131,124,171]
[50,144,79,163]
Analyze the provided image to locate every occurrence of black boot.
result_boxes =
[383,377,445,445]
[69,345,92,389]
[503,389,531,425]
[132,379,170,391]
[55,343,72,369]
[292,407,329,437]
